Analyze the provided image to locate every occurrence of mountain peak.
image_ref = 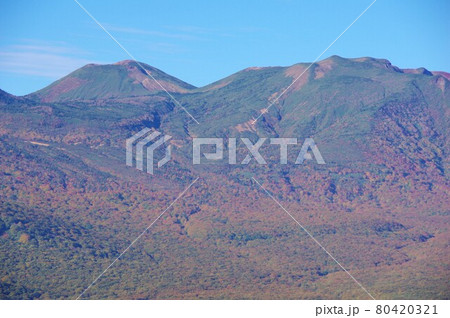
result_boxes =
[29,61,195,103]
[113,59,135,65]
[402,67,433,76]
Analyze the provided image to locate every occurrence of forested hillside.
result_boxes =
[0,56,448,299]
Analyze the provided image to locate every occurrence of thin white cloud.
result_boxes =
[103,23,258,41]
[0,41,102,78]
[104,24,202,41]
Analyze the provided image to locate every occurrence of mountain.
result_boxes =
[28,60,196,102]
[0,89,20,105]
[180,56,449,170]
[0,56,449,300]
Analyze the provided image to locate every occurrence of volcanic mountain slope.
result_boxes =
[28,60,195,103]
[0,89,21,105]
[0,56,449,300]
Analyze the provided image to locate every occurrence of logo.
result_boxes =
[193,137,325,165]
[126,128,172,174]
[126,128,325,174]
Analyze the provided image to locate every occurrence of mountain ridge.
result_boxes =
[2,55,448,101]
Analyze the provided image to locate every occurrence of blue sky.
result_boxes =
[0,0,449,96]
